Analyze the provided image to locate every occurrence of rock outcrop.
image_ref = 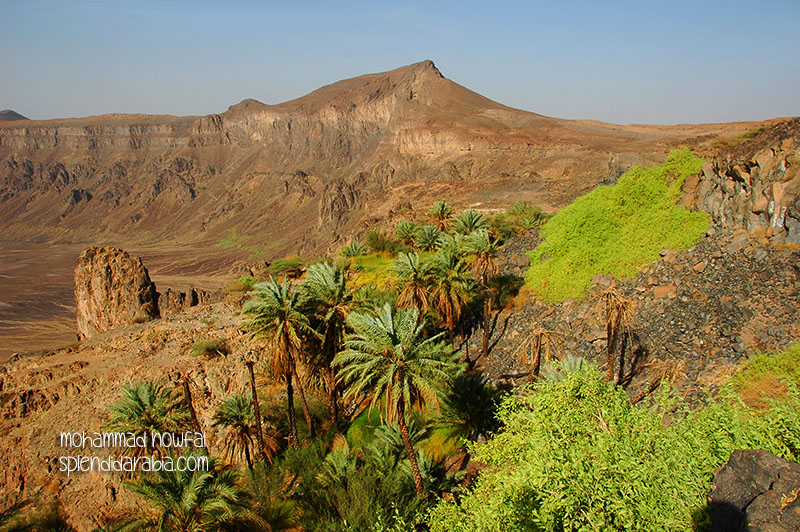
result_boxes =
[159,287,213,317]
[685,118,800,243]
[709,450,800,532]
[74,247,159,339]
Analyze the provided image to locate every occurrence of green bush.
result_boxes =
[226,274,257,294]
[365,229,398,254]
[428,367,800,532]
[190,338,229,358]
[525,148,710,301]
[268,257,305,277]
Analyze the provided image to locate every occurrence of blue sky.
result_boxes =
[2,1,798,124]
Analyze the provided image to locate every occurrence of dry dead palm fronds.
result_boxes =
[595,282,635,384]
[514,327,567,379]
[630,359,687,404]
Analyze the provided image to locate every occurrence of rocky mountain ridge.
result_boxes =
[0,61,773,265]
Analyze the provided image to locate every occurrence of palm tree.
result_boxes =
[340,242,366,258]
[392,252,432,313]
[104,380,192,457]
[463,229,502,361]
[213,394,279,470]
[429,249,472,342]
[452,209,488,234]
[428,201,453,232]
[230,464,300,532]
[243,277,316,449]
[302,261,359,430]
[415,225,443,252]
[394,220,419,247]
[436,370,502,445]
[125,453,246,531]
[333,303,457,497]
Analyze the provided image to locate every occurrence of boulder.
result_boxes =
[74,247,159,339]
[709,450,800,532]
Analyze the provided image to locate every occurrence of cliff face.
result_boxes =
[684,118,800,243]
[0,61,765,264]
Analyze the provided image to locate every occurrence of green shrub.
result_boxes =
[268,257,305,277]
[226,274,257,294]
[190,338,229,358]
[525,148,710,301]
[428,367,800,532]
[365,229,398,254]
[453,210,488,235]
[395,221,419,246]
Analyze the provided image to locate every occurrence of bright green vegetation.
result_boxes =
[428,352,800,532]
[525,148,710,301]
[726,342,800,409]
[190,338,229,358]
[352,253,395,288]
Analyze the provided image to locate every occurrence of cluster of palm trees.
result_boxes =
[237,202,511,496]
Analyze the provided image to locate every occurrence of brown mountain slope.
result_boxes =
[0,60,774,265]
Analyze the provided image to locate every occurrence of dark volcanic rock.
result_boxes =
[74,247,159,339]
[709,450,800,532]
[684,118,800,243]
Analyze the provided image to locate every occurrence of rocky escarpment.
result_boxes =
[685,118,800,243]
[74,247,160,339]
[478,121,800,397]
[159,287,214,317]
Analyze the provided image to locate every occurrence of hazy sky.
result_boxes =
[2,0,799,124]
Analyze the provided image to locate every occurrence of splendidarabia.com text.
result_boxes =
[59,454,210,476]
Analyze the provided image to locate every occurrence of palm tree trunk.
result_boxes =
[480,296,492,362]
[286,368,299,449]
[605,313,620,382]
[532,334,543,378]
[328,365,340,431]
[244,442,253,470]
[293,366,315,439]
[246,361,269,460]
[447,309,455,345]
[397,404,425,498]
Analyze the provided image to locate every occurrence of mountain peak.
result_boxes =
[0,110,29,121]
